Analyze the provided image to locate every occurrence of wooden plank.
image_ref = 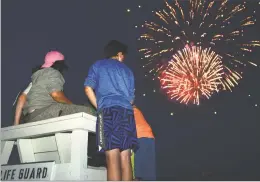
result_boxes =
[34,151,60,163]
[2,113,96,131]
[1,113,97,141]
[32,136,58,153]
[1,161,55,181]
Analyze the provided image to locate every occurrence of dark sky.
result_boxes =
[2,0,260,180]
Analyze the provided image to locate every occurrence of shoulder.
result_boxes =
[41,67,59,74]
[45,68,63,77]
[90,59,106,69]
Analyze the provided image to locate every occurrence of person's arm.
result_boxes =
[84,63,98,109]
[14,93,26,125]
[50,91,72,104]
[46,70,73,104]
[14,83,32,125]
[84,86,97,109]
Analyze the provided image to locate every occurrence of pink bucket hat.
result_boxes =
[41,51,65,68]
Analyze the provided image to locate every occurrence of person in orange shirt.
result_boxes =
[133,105,156,181]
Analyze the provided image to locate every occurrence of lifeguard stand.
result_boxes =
[1,112,107,181]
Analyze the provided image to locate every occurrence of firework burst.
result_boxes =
[159,46,224,105]
[139,0,259,91]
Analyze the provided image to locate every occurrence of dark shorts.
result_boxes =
[134,138,156,181]
[96,106,139,152]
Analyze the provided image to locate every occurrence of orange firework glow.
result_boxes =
[159,46,224,105]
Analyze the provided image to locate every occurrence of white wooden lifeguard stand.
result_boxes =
[1,112,107,181]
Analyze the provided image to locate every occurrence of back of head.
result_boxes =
[104,40,128,58]
[39,50,68,74]
[30,51,66,75]
[51,61,68,74]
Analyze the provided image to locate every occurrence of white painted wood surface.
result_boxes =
[32,136,57,153]
[1,141,15,165]
[1,113,96,140]
[0,112,107,181]
[55,133,71,163]
[17,139,36,163]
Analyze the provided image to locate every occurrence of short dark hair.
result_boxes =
[51,61,68,74]
[104,40,128,58]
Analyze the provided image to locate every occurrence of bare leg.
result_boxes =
[105,149,121,181]
[120,149,133,181]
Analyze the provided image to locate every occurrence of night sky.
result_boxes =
[2,0,260,180]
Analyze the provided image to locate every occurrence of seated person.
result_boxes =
[13,51,95,124]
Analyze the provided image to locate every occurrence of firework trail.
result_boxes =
[139,0,259,91]
[160,46,224,105]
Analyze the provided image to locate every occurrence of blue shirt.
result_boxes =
[84,59,135,110]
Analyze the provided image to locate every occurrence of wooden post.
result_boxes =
[70,130,89,180]
[17,139,35,163]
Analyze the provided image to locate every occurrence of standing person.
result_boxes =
[14,51,95,124]
[84,40,138,181]
[132,105,156,181]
